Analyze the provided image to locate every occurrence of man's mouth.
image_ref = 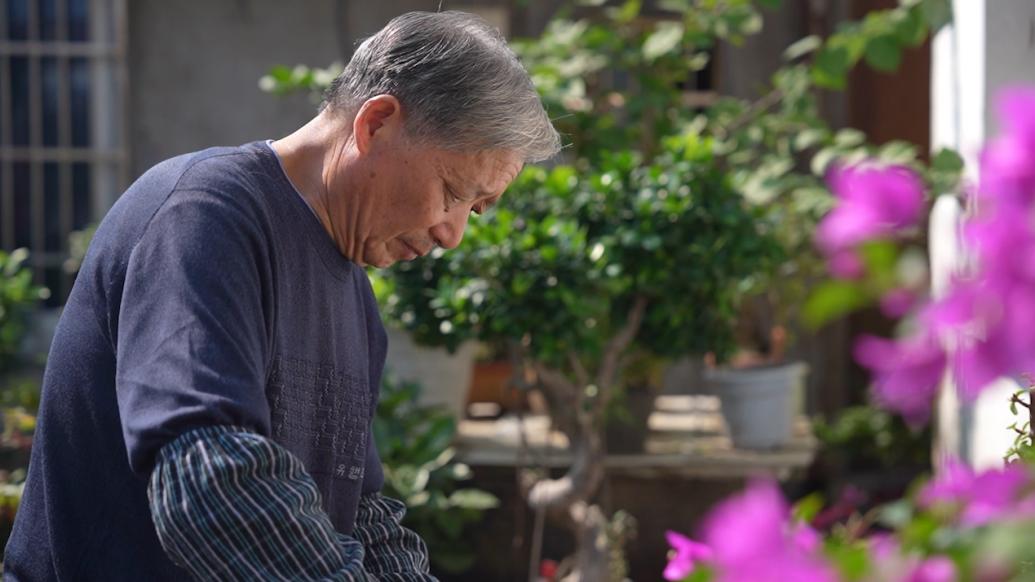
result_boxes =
[401,240,423,260]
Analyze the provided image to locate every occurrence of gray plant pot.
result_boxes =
[707,361,808,450]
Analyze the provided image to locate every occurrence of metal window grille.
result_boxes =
[0,0,128,305]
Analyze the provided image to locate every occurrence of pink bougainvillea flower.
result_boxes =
[964,215,1035,286]
[905,556,957,582]
[853,333,946,425]
[867,533,899,560]
[701,479,786,564]
[926,278,1035,400]
[979,136,1035,209]
[919,458,1032,526]
[663,531,713,581]
[921,282,1005,401]
[700,480,836,582]
[828,248,866,279]
[880,288,917,318]
[918,457,976,505]
[789,523,821,553]
[978,88,1035,207]
[998,86,1035,143]
[817,164,926,255]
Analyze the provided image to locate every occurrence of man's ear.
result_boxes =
[353,95,403,155]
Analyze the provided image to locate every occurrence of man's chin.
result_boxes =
[363,253,400,269]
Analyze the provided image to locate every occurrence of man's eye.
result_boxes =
[443,186,464,211]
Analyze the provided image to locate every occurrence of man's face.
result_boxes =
[352,144,523,268]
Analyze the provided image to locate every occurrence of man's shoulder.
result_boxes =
[88,143,281,276]
[150,141,275,196]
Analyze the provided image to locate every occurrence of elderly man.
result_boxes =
[5,11,559,581]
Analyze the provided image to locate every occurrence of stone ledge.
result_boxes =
[455,395,816,479]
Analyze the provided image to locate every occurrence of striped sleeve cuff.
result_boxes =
[353,493,437,581]
[147,425,372,581]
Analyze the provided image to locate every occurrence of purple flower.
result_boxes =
[817,164,925,256]
[964,215,1035,286]
[853,333,946,425]
[699,480,836,582]
[978,88,1035,208]
[919,458,1032,526]
[905,556,957,582]
[918,458,976,505]
[867,533,899,560]
[880,288,916,318]
[663,531,713,581]
[828,249,865,279]
[925,279,1035,400]
[998,86,1035,143]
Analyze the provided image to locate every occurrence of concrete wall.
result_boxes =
[128,0,335,176]
[127,0,454,178]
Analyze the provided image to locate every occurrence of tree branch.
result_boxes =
[716,87,785,140]
[568,351,591,390]
[600,294,645,397]
[526,432,605,512]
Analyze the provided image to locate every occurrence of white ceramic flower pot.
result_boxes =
[384,327,478,422]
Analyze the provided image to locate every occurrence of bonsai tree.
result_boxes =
[416,135,782,578]
[510,0,959,364]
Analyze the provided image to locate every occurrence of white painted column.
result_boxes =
[930,0,1035,469]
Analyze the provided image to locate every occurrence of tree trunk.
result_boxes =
[563,502,611,582]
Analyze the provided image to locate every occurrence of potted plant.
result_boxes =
[373,373,498,576]
[369,260,481,423]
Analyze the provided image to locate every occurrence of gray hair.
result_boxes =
[322,11,561,163]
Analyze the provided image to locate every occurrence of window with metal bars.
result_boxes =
[0,0,128,306]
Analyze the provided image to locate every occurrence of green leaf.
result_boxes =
[428,547,477,574]
[810,147,840,176]
[681,566,715,582]
[804,280,870,328]
[834,128,866,148]
[812,46,851,89]
[433,510,466,539]
[864,35,903,72]
[783,35,822,61]
[877,499,914,529]
[931,147,964,173]
[895,6,928,46]
[794,128,828,151]
[792,492,825,523]
[643,22,685,61]
[859,240,899,277]
[878,140,918,164]
[826,542,871,581]
[608,0,642,24]
[921,0,953,32]
[448,489,500,510]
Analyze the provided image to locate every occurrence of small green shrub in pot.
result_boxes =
[374,373,498,575]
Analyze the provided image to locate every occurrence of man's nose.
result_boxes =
[430,212,469,250]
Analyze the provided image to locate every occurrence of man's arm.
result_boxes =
[148,425,373,581]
